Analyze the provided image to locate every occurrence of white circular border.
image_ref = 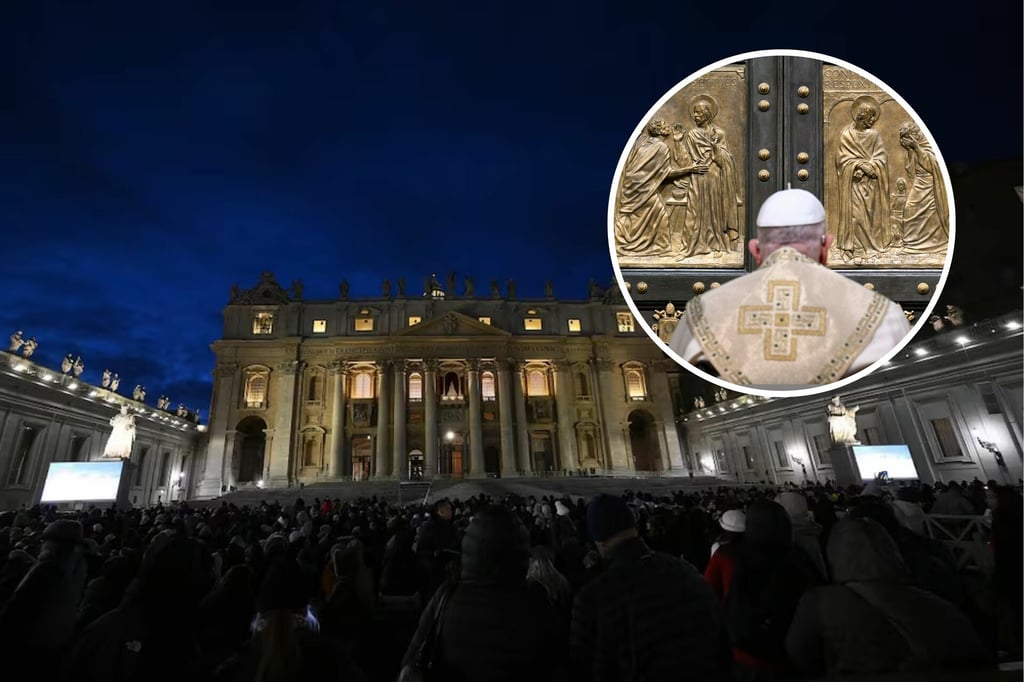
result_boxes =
[607,48,957,399]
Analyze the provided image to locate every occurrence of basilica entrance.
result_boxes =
[408,449,425,481]
[440,431,464,479]
[236,416,267,483]
[484,445,500,476]
[351,437,372,481]
[628,410,662,472]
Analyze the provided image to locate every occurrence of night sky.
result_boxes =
[3,2,1021,418]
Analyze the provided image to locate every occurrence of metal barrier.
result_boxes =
[923,514,994,573]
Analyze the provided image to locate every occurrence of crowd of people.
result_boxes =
[0,478,1019,682]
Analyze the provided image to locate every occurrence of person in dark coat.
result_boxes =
[785,518,992,678]
[415,499,459,596]
[569,495,729,682]
[400,505,565,682]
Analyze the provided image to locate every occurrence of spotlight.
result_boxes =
[914,348,928,357]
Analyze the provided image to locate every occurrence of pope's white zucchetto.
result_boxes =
[756,188,826,228]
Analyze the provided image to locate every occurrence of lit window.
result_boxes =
[409,373,423,401]
[355,318,374,332]
[253,312,274,335]
[478,317,491,325]
[352,372,374,399]
[524,318,543,331]
[481,372,496,401]
[625,369,646,400]
[616,312,635,333]
[244,372,268,408]
[408,316,422,326]
[526,369,549,397]
[312,319,327,334]
[568,319,581,333]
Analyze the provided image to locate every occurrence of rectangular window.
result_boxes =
[863,427,881,446]
[813,434,832,466]
[568,319,582,333]
[408,316,422,326]
[354,318,374,332]
[312,319,327,334]
[931,418,962,459]
[524,318,543,331]
[616,312,635,333]
[252,312,274,335]
[478,317,491,325]
[773,441,788,468]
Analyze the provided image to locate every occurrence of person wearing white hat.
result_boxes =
[669,188,910,387]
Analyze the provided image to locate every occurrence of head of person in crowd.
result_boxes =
[460,504,530,585]
[434,499,453,522]
[586,494,638,557]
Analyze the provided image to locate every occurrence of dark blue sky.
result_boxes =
[3,1,1021,417]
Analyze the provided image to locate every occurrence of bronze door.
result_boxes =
[613,55,949,340]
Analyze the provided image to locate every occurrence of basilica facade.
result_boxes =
[195,274,688,497]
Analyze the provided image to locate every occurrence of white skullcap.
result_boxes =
[756,189,826,228]
[719,509,746,533]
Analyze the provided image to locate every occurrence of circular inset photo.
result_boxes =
[608,49,954,397]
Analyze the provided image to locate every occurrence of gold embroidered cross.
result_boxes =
[738,280,826,361]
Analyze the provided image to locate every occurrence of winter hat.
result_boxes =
[719,509,746,533]
[42,519,84,545]
[586,495,635,542]
[555,501,570,517]
[775,492,811,521]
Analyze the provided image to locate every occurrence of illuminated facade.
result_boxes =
[195,274,689,497]
[0,351,202,509]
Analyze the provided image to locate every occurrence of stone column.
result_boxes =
[267,361,301,487]
[467,361,485,477]
[261,429,275,482]
[226,429,245,488]
[392,361,407,480]
[374,362,391,478]
[649,361,684,472]
[595,359,629,472]
[553,361,579,471]
[327,361,348,478]
[197,363,239,498]
[496,362,516,476]
[424,361,438,479]
[511,361,532,474]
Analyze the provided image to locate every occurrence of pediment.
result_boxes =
[398,311,510,338]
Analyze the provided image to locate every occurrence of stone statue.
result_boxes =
[103,404,136,459]
[545,280,554,298]
[397,278,406,297]
[827,396,860,445]
[21,338,37,358]
[588,279,603,299]
[138,386,146,402]
[102,369,111,388]
[653,301,683,343]
[177,404,186,417]
[229,283,240,303]
[490,280,501,299]
[506,279,516,299]
[72,356,84,377]
[339,280,349,299]
[8,331,23,353]
[110,374,120,392]
[382,279,391,298]
[291,279,304,299]
[132,385,143,400]
[447,271,457,295]
[61,354,73,374]
[693,396,701,410]
[464,276,474,297]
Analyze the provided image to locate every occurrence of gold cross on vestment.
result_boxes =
[737,280,826,361]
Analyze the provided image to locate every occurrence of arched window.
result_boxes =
[575,370,591,398]
[307,374,322,402]
[352,372,374,399]
[244,371,268,408]
[625,368,646,400]
[442,372,462,401]
[409,372,423,402]
[481,371,496,401]
[527,369,549,397]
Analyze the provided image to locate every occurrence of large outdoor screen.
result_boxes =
[40,461,125,503]
[851,444,919,481]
